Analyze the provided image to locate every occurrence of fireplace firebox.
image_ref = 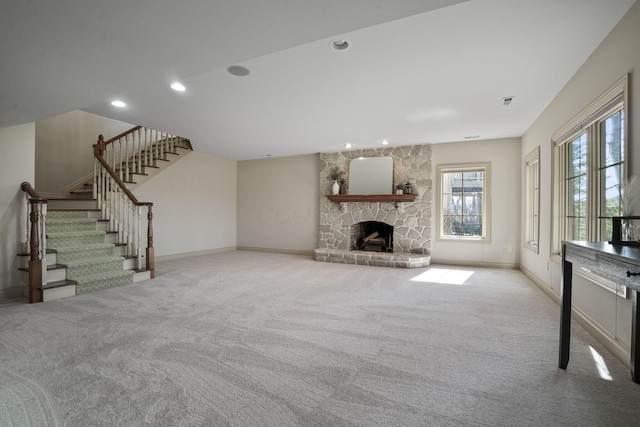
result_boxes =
[350,221,393,252]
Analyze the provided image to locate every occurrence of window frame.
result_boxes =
[524,147,540,253]
[436,162,491,242]
[551,74,628,298]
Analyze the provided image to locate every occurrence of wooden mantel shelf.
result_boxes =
[327,194,417,203]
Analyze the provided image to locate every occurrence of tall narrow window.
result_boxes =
[566,133,588,241]
[598,109,625,241]
[437,163,490,241]
[525,147,540,252]
[552,75,627,297]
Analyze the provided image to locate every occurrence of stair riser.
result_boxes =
[48,222,97,233]
[76,273,134,295]
[48,210,101,220]
[48,234,106,247]
[66,260,125,279]
[44,285,76,301]
[47,200,98,210]
[133,270,151,282]
[47,268,66,282]
[56,247,115,264]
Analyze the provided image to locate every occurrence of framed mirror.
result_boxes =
[348,156,393,194]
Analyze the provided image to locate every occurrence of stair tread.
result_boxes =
[64,256,124,267]
[47,218,97,223]
[52,243,115,252]
[43,279,77,290]
[48,263,67,271]
[47,230,106,237]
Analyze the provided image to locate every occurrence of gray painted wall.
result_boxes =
[135,151,238,258]
[521,2,640,349]
[0,123,35,295]
[35,110,134,193]
[237,154,319,252]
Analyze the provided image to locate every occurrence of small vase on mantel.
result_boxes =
[332,180,340,195]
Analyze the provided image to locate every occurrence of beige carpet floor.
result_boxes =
[2,250,640,426]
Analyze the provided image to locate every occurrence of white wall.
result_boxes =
[0,123,35,295]
[431,138,521,266]
[237,154,319,252]
[36,110,134,193]
[134,151,237,258]
[521,2,640,349]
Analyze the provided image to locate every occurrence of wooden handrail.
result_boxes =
[93,145,152,207]
[21,182,45,201]
[104,126,142,147]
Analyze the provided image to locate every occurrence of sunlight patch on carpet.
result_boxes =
[589,345,612,381]
[410,268,474,285]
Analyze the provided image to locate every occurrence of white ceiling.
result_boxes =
[1,0,636,160]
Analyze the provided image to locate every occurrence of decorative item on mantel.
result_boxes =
[327,166,345,195]
[395,183,404,195]
[609,176,640,246]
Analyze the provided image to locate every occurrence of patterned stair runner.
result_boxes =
[46,210,134,295]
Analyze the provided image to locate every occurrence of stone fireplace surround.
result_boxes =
[315,145,432,268]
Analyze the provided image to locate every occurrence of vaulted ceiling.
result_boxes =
[2,0,636,160]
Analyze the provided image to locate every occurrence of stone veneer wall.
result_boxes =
[319,145,432,254]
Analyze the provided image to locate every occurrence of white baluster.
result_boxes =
[161,132,166,160]
[40,203,47,284]
[119,190,125,244]
[108,176,115,230]
[100,166,107,220]
[125,134,130,183]
[137,128,142,173]
[146,128,151,168]
[123,197,130,256]
[131,132,137,174]
[40,203,47,259]
[128,202,135,257]
[118,139,124,181]
[93,156,98,199]
[137,206,142,268]
[25,193,30,253]
[39,203,47,286]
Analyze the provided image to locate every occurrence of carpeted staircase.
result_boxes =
[47,210,135,295]
[20,207,150,301]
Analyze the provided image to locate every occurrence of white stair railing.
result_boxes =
[99,126,190,183]
[93,146,155,277]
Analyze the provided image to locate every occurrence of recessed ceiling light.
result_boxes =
[345,143,352,149]
[171,82,186,92]
[111,100,126,108]
[381,139,389,145]
[227,65,250,77]
[464,135,481,139]
[330,39,350,51]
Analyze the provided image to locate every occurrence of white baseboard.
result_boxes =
[237,246,315,257]
[520,265,631,367]
[430,258,519,269]
[155,246,237,262]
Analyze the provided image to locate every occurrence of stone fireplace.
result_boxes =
[314,144,432,268]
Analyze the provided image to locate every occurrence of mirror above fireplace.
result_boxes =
[348,156,393,194]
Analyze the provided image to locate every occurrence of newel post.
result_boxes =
[28,201,43,303]
[146,204,155,278]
